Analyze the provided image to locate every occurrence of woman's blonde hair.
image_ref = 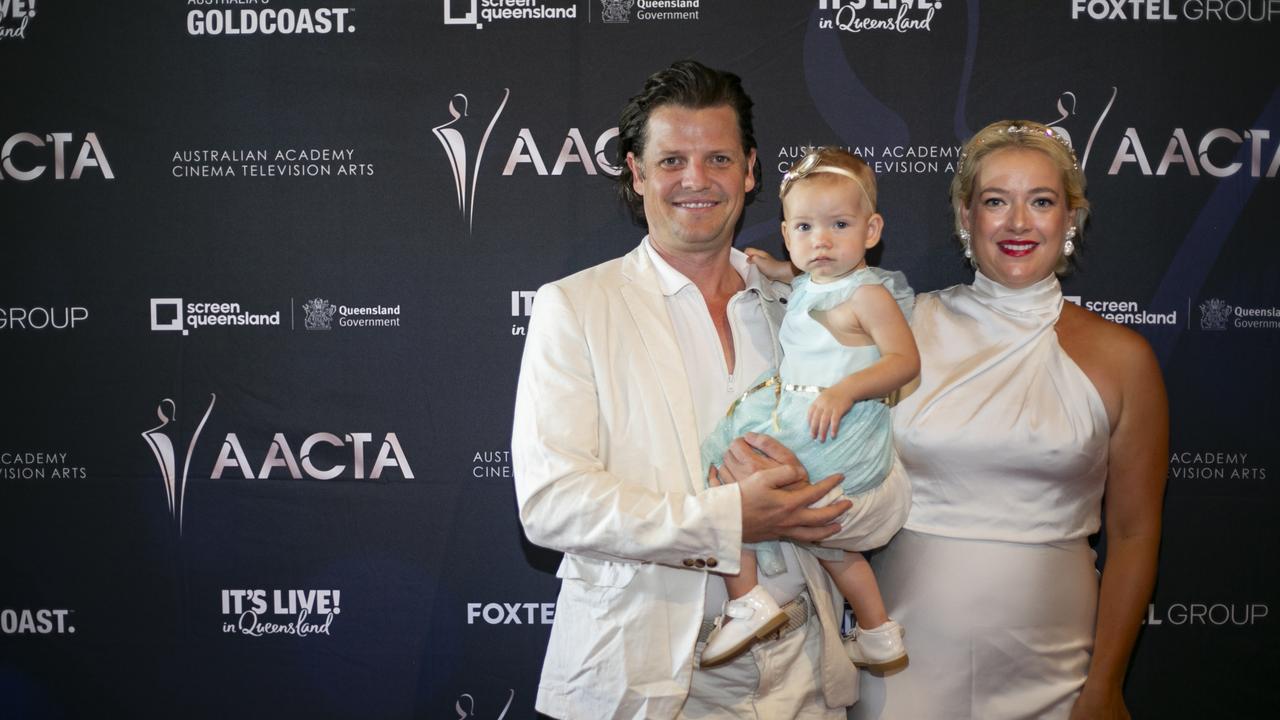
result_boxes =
[950,120,1090,272]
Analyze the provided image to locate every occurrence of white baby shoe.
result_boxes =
[699,585,788,669]
[844,619,908,672]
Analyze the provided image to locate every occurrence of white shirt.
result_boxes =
[642,238,807,616]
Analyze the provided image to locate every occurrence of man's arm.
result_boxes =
[718,433,903,552]
[513,283,849,571]
[512,282,744,571]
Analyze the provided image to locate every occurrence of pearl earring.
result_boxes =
[1064,226,1077,256]
[960,229,972,258]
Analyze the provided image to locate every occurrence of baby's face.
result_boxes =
[781,174,882,283]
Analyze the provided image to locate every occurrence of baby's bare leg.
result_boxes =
[819,551,888,628]
[723,549,759,600]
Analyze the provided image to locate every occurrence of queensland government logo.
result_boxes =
[302,298,336,330]
[0,0,35,40]
[818,0,941,33]
[300,297,400,329]
[598,0,702,22]
[1199,298,1233,330]
[600,0,633,21]
[444,0,577,29]
[1198,298,1280,330]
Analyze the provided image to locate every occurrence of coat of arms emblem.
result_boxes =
[600,0,634,23]
[302,298,337,330]
[1198,298,1233,331]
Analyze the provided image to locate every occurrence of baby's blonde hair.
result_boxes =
[779,146,877,212]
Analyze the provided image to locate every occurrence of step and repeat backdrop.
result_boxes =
[2,1,1276,718]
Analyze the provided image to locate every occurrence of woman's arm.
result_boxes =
[1071,332,1169,720]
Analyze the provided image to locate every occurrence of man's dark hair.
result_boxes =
[614,59,761,226]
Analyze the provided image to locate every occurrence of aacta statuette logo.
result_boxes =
[434,89,510,234]
[0,0,36,41]
[456,690,515,720]
[600,0,634,22]
[142,395,217,536]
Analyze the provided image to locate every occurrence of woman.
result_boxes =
[851,120,1168,720]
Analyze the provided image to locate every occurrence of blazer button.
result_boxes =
[683,558,696,567]
[694,559,706,568]
[705,557,718,568]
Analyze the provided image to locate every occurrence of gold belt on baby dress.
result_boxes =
[724,375,895,429]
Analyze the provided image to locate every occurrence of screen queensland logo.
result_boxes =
[0,0,36,41]
[817,0,943,33]
[444,0,578,29]
[1063,295,1178,327]
[186,1,357,36]
[150,298,283,335]
[433,88,619,232]
[220,588,341,637]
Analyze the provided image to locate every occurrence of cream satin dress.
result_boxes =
[851,271,1110,720]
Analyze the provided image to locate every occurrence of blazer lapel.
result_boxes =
[619,246,704,493]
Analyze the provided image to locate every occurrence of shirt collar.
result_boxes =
[641,236,768,299]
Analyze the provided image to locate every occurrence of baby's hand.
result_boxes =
[808,388,854,442]
[744,247,797,284]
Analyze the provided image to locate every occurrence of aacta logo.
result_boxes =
[434,90,620,231]
[1107,127,1280,177]
[0,132,114,181]
[144,395,415,533]
[210,431,414,480]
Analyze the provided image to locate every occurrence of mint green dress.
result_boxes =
[701,267,914,575]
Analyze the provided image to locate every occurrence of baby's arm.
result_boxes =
[808,285,920,442]
[744,247,799,284]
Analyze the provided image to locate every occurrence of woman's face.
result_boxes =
[962,147,1071,289]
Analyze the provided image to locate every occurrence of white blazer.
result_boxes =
[512,241,911,720]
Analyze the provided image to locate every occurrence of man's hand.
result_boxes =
[709,432,851,543]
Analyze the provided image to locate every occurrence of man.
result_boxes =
[511,60,910,719]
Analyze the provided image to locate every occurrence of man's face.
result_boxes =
[626,104,757,259]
